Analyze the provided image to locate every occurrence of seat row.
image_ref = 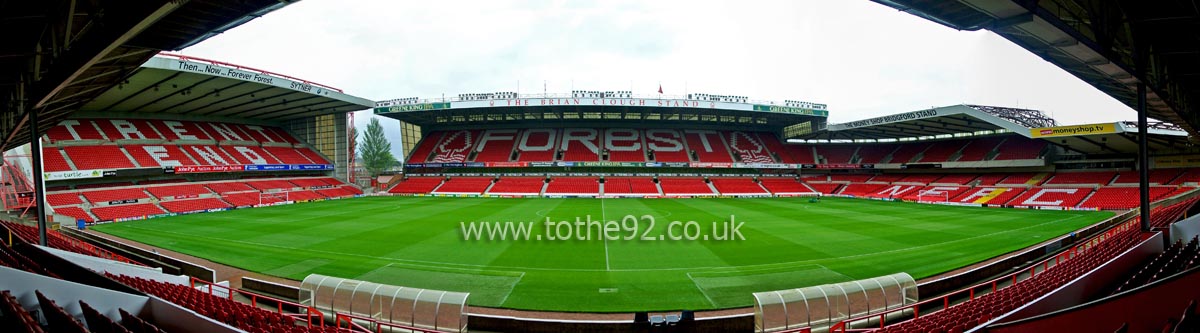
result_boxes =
[42,144,329,172]
[388,176,793,196]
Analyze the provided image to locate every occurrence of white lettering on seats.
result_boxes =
[164,121,200,140]
[233,146,267,164]
[245,125,276,143]
[684,129,720,152]
[110,119,147,140]
[475,129,518,152]
[645,129,683,151]
[188,146,229,165]
[519,128,557,151]
[1021,188,1079,206]
[604,128,642,151]
[559,128,599,154]
[142,146,182,166]
[208,123,246,141]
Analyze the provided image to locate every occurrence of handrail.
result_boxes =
[810,217,1141,333]
[156,52,344,93]
[334,312,447,333]
[189,277,324,328]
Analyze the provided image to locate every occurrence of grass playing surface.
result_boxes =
[91,196,1113,312]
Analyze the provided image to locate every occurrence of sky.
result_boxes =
[178,0,1138,157]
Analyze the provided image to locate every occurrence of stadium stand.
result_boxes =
[433,177,494,194]
[659,177,716,195]
[1044,171,1118,185]
[645,129,691,163]
[80,188,150,204]
[684,131,733,163]
[726,131,776,163]
[1007,187,1094,207]
[62,146,136,170]
[2,221,141,265]
[487,177,545,195]
[992,136,1048,160]
[758,178,815,194]
[544,177,600,195]
[805,183,843,194]
[145,184,212,199]
[951,187,1026,205]
[1112,236,1199,295]
[603,177,660,196]
[159,198,232,213]
[934,174,978,185]
[1078,187,1178,209]
[888,143,928,164]
[560,129,602,162]
[388,177,444,194]
[472,130,519,162]
[895,174,943,184]
[916,140,965,162]
[709,178,769,195]
[516,130,558,162]
[872,220,1142,333]
[855,145,895,164]
[782,144,816,164]
[108,274,325,333]
[90,204,166,221]
[815,145,856,164]
[975,173,1010,186]
[955,137,1004,161]
[1112,169,1184,185]
[1,290,45,333]
[40,148,73,172]
[604,129,649,162]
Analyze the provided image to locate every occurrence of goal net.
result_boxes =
[917,190,950,202]
[259,191,290,206]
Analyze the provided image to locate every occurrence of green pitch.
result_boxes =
[91,196,1113,312]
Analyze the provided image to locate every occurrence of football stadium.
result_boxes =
[3,1,1200,333]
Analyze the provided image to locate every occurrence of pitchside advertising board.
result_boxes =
[373,98,829,117]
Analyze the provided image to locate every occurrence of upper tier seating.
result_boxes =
[828,174,873,183]
[710,178,768,194]
[388,177,444,194]
[206,182,256,194]
[544,177,600,195]
[726,131,776,163]
[855,145,895,164]
[603,177,660,195]
[487,177,545,194]
[955,137,1005,161]
[684,131,734,163]
[43,119,329,171]
[659,177,715,195]
[993,136,1047,160]
[895,174,942,184]
[782,145,816,164]
[604,128,649,162]
[516,130,557,162]
[888,143,928,164]
[559,129,602,162]
[816,146,856,164]
[432,177,493,194]
[471,130,518,162]
[917,140,966,162]
[40,148,72,172]
[62,146,135,170]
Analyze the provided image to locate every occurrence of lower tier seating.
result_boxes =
[603,177,659,195]
[659,178,714,195]
[544,177,600,195]
[709,178,768,194]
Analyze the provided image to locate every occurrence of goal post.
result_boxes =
[917,190,950,202]
[258,191,290,206]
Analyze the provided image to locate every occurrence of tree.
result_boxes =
[358,118,395,177]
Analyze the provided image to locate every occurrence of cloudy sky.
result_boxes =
[179,0,1136,156]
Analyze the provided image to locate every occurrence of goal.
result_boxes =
[258,191,291,206]
[917,190,950,202]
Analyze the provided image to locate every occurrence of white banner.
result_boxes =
[43,169,104,181]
